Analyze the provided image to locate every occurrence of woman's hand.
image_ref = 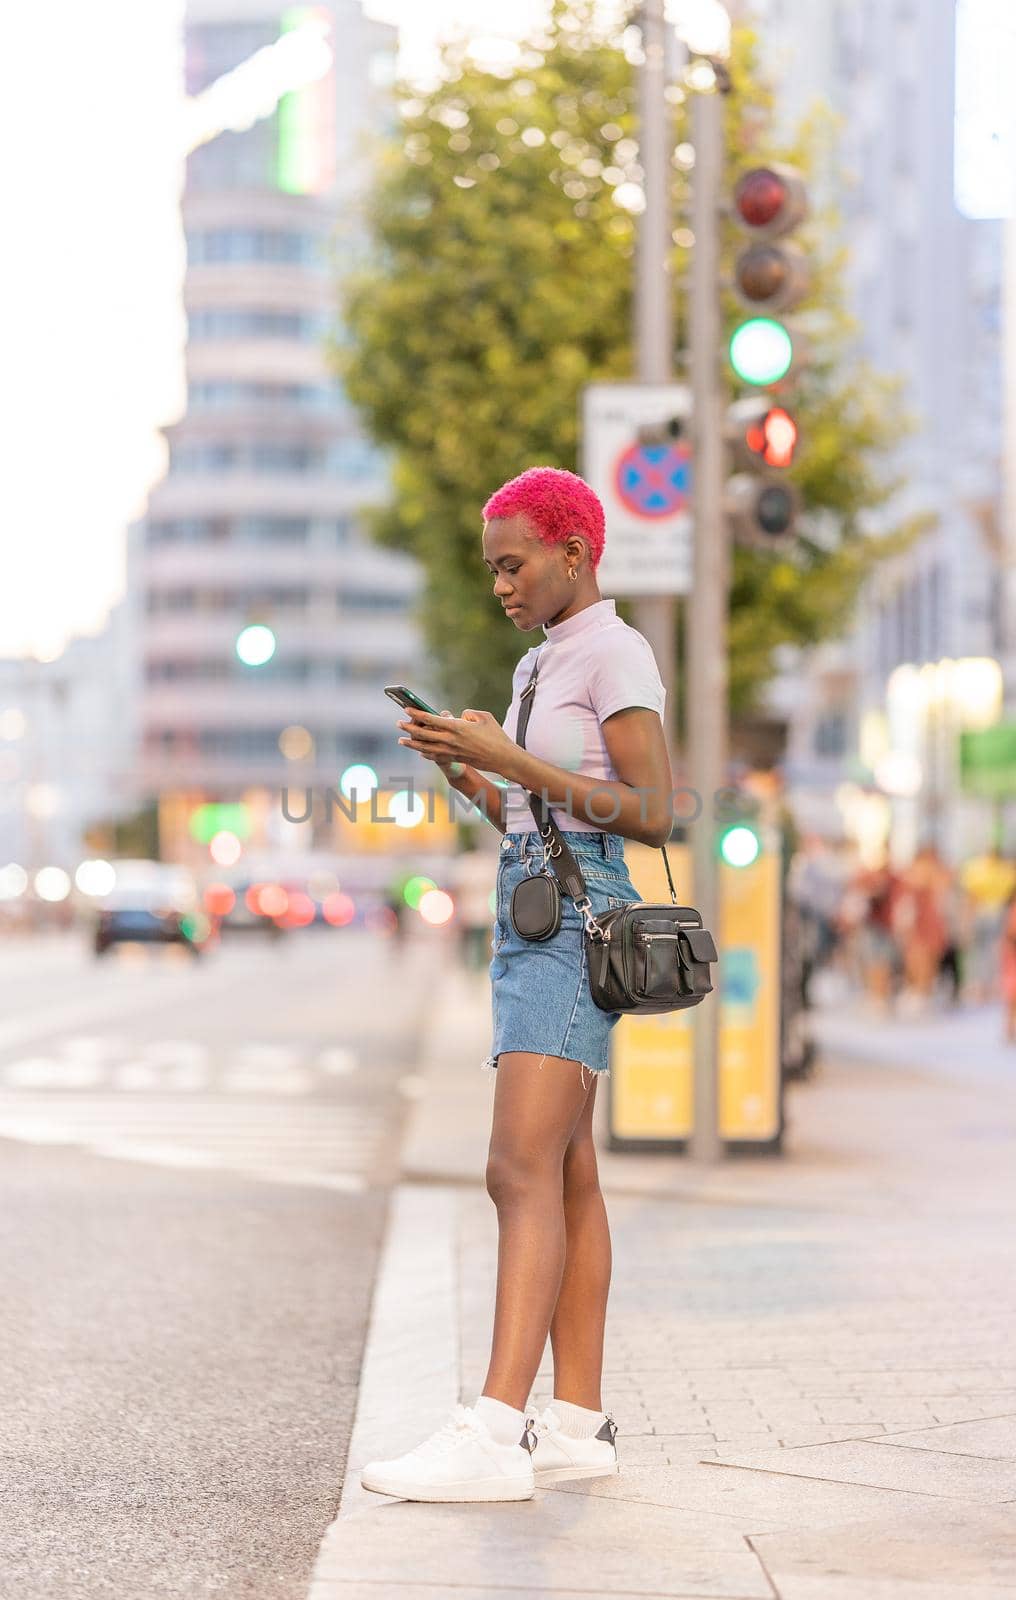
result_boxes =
[396,706,516,779]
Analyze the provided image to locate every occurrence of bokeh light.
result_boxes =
[418,887,454,926]
[209,830,243,866]
[34,866,72,902]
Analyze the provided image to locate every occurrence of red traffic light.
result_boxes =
[736,170,786,229]
[745,407,799,468]
[733,164,808,239]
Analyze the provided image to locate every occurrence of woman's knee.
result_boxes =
[485,1145,561,1204]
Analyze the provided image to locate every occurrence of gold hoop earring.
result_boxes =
[568,567,578,582]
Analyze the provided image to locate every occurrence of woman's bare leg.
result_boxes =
[548,1075,610,1411]
[480,1052,594,1413]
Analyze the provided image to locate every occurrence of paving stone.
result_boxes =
[753,1500,1016,1597]
[879,1413,1016,1460]
[711,1440,1016,1502]
[546,1459,937,1534]
[769,1580,1016,1600]
[313,1492,771,1596]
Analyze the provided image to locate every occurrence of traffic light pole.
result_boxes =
[633,0,677,751]
[687,76,726,1164]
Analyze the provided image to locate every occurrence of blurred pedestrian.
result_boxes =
[960,847,1016,1003]
[847,853,902,1010]
[894,845,951,1012]
[1001,887,1016,1044]
[787,833,843,977]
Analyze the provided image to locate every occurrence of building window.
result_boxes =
[337,590,409,613]
[146,516,310,544]
[186,228,323,266]
[187,307,330,341]
[188,379,343,411]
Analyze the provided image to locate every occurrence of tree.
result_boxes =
[335,0,920,725]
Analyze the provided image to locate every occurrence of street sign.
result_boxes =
[581,383,693,595]
[959,722,1016,796]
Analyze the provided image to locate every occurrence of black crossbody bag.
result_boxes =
[507,650,719,1014]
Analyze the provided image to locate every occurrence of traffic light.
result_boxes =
[718,822,761,869]
[729,164,809,385]
[727,399,800,471]
[726,163,809,548]
[724,474,800,550]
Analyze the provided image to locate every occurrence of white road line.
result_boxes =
[0,1093,383,1191]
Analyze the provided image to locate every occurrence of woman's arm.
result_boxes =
[442,764,509,834]
[503,707,673,848]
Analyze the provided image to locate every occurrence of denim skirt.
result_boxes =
[480,830,642,1085]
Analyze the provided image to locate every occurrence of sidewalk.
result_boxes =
[310,969,1016,1600]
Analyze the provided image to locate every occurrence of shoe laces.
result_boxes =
[410,1403,486,1459]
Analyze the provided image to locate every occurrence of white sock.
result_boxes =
[551,1397,606,1438]
[473,1394,528,1446]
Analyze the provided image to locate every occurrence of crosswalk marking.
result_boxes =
[0,1092,383,1192]
[0,1036,360,1094]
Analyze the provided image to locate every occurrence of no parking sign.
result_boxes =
[581,383,693,596]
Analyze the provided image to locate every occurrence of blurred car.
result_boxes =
[94,905,210,958]
[207,881,286,937]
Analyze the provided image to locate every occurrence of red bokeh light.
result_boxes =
[735,169,788,230]
[204,883,236,917]
[257,883,289,918]
[746,407,798,468]
[279,890,315,927]
[322,892,355,927]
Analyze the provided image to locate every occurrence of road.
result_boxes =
[0,925,445,1599]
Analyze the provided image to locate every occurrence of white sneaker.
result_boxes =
[359,1403,537,1502]
[530,1405,619,1484]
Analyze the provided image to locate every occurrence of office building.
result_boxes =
[133,0,423,852]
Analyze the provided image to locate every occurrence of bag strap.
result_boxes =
[515,651,678,909]
[515,650,589,902]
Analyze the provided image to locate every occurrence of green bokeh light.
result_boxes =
[402,875,436,909]
[719,824,761,868]
[235,624,277,666]
[189,802,251,845]
[729,318,793,385]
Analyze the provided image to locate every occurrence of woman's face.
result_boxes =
[481,513,577,630]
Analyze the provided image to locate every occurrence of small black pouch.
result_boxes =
[509,872,562,941]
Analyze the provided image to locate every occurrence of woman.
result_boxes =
[360,467,673,1503]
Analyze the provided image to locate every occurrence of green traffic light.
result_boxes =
[719,824,761,868]
[729,318,793,385]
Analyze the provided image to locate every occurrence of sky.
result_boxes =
[0,0,556,660]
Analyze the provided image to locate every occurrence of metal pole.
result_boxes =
[687,76,726,1164]
[633,0,677,752]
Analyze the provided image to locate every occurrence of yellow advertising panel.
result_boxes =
[609,835,782,1147]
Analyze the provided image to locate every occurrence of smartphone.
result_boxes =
[384,685,441,716]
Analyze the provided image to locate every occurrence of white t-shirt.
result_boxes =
[494,598,667,835]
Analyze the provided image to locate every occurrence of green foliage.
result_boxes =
[335,2,919,721]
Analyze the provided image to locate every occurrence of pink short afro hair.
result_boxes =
[482,466,605,570]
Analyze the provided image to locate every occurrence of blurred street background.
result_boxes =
[4,0,1016,1596]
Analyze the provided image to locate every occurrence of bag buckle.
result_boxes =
[539,821,562,868]
[574,894,605,941]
